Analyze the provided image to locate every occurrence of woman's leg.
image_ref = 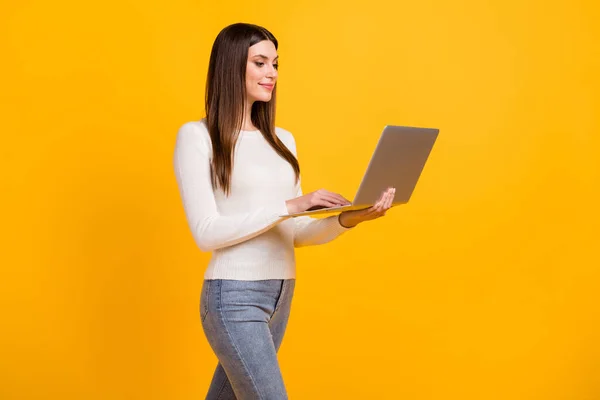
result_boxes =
[201,279,296,400]
[267,279,295,353]
[205,363,234,400]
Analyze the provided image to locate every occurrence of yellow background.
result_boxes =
[2,0,599,398]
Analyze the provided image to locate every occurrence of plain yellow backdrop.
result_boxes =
[2,0,599,398]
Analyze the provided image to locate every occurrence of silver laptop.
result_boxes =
[284,125,439,217]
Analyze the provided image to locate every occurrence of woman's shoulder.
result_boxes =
[175,119,295,152]
[275,125,296,151]
[178,118,209,135]
[175,119,212,148]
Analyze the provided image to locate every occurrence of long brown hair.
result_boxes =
[205,23,300,195]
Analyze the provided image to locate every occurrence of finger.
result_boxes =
[317,193,344,206]
[332,193,352,205]
[320,199,339,207]
[372,200,385,214]
[370,198,384,213]
[365,204,380,216]
[377,193,390,214]
[372,189,390,212]
[382,189,391,207]
[321,192,350,205]
[321,190,351,204]
[384,189,394,209]
[379,195,388,211]
[315,199,340,209]
[384,198,392,210]
[379,188,392,204]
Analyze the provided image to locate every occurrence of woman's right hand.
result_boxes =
[286,189,351,214]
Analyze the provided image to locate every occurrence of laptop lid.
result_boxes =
[351,125,439,207]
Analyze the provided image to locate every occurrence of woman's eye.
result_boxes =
[254,62,278,70]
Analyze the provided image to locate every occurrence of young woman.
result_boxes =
[173,22,395,400]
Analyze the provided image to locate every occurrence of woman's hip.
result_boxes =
[200,279,295,325]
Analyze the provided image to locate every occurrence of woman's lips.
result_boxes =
[259,84,274,91]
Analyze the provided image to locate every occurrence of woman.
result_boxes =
[173,22,395,400]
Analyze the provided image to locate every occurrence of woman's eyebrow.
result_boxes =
[252,54,279,61]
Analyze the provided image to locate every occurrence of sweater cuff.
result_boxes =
[335,214,355,231]
[278,200,291,218]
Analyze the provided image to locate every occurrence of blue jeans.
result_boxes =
[200,279,296,400]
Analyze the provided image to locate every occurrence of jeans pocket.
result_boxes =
[200,280,211,322]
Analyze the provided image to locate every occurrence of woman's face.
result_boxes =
[246,40,279,104]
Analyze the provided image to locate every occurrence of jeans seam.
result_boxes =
[215,372,230,400]
[273,281,287,316]
[201,280,211,323]
[217,280,264,400]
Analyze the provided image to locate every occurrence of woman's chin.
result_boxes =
[251,96,272,103]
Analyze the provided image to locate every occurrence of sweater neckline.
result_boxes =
[239,129,261,136]
[199,119,261,135]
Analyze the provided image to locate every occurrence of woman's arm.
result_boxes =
[173,122,289,252]
[292,184,353,247]
[280,131,354,247]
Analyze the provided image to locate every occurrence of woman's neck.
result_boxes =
[241,100,258,131]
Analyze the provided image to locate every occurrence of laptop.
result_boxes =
[284,125,439,217]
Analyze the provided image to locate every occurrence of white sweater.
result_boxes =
[173,119,351,280]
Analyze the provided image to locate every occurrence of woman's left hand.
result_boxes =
[338,187,396,228]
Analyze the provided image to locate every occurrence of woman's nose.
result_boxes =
[266,65,278,78]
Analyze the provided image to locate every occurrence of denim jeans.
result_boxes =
[200,279,296,400]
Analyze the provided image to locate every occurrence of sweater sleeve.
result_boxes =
[173,122,290,252]
[292,186,353,247]
[281,130,353,248]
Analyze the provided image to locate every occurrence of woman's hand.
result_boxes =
[338,188,396,228]
[286,189,351,214]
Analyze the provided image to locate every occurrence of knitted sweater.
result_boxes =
[173,119,351,280]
